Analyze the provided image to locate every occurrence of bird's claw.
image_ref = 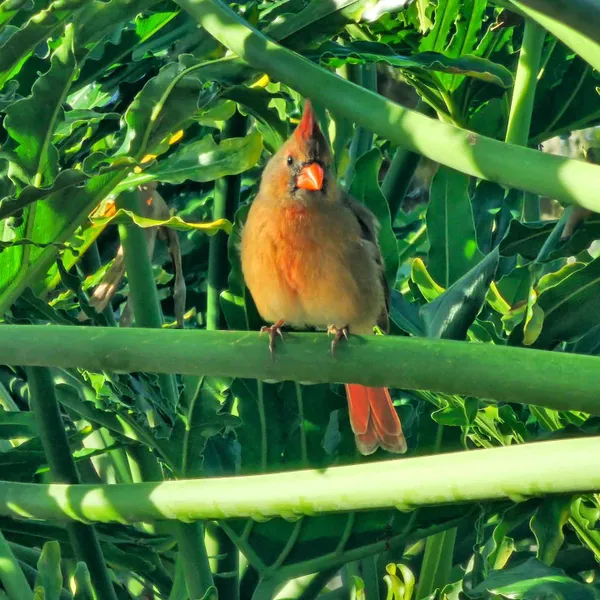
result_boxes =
[328,325,350,357]
[260,320,285,357]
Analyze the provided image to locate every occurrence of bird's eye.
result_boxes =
[286,155,294,166]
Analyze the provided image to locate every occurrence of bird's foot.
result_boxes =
[327,324,350,357]
[260,319,285,357]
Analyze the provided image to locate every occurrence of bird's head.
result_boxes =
[261,99,336,204]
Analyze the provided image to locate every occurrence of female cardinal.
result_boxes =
[240,99,406,455]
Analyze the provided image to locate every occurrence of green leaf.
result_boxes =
[421,248,499,340]
[531,46,600,142]
[470,557,600,599]
[34,541,62,600]
[0,0,34,29]
[0,0,82,90]
[91,207,232,235]
[530,498,571,566]
[312,41,513,88]
[74,8,179,90]
[165,376,240,478]
[411,257,445,301]
[0,170,125,313]
[533,257,600,348]
[120,132,264,188]
[471,181,504,255]
[389,288,425,337]
[416,0,434,33]
[349,148,399,285]
[264,0,369,47]
[224,86,289,153]
[0,169,88,219]
[4,23,77,187]
[117,58,223,162]
[0,407,37,439]
[72,562,92,600]
[501,216,600,262]
[426,167,484,288]
[54,109,120,142]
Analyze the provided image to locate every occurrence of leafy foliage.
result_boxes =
[0,0,600,599]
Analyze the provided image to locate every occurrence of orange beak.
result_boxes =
[296,162,324,191]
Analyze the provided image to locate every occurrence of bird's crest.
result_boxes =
[295,99,321,142]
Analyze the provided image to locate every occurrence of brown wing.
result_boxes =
[343,194,390,333]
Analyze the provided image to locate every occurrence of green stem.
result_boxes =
[5,326,600,415]
[415,528,457,599]
[78,242,117,326]
[25,367,118,600]
[0,530,33,600]
[115,189,214,596]
[504,19,545,222]
[209,525,240,600]
[172,0,600,211]
[115,188,178,410]
[295,383,308,464]
[505,20,545,146]
[174,522,217,600]
[1,438,600,522]
[345,63,377,184]
[381,147,422,220]
[296,568,339,600]
[207,110,247,331]
[534,206,572,263]
[522,191,540,222]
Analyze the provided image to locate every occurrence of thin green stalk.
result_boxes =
[359,555,380,600]
[415,529,458,599]
[534,206,573,263]
[295,382,308,464]
[296,568,339,600]
[505,20,545,146]
[345,63,377,185]
[174,523,217,600]
[207,110,247,331]
[78,242,117,326]
[504,19,545,222]
[522,191,540,222]
[173,0,600,211]
[115,188,178,409]
[381,147,422,219]
[1,438,600,522]
[208,525,240,600]
[115,188,214,596]
[0,529,33,600]
[416,425,455,599]
[25,367,118,600]
[6,326,600,415]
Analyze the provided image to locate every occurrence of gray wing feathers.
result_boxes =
[343,195,390,333]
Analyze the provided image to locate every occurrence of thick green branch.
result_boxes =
[1,438,600,522]
[5,326,600,415]
[173,0,600,210]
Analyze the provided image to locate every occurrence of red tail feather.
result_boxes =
[345,384,407,455]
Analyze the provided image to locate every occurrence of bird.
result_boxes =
[240,99,407,456]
